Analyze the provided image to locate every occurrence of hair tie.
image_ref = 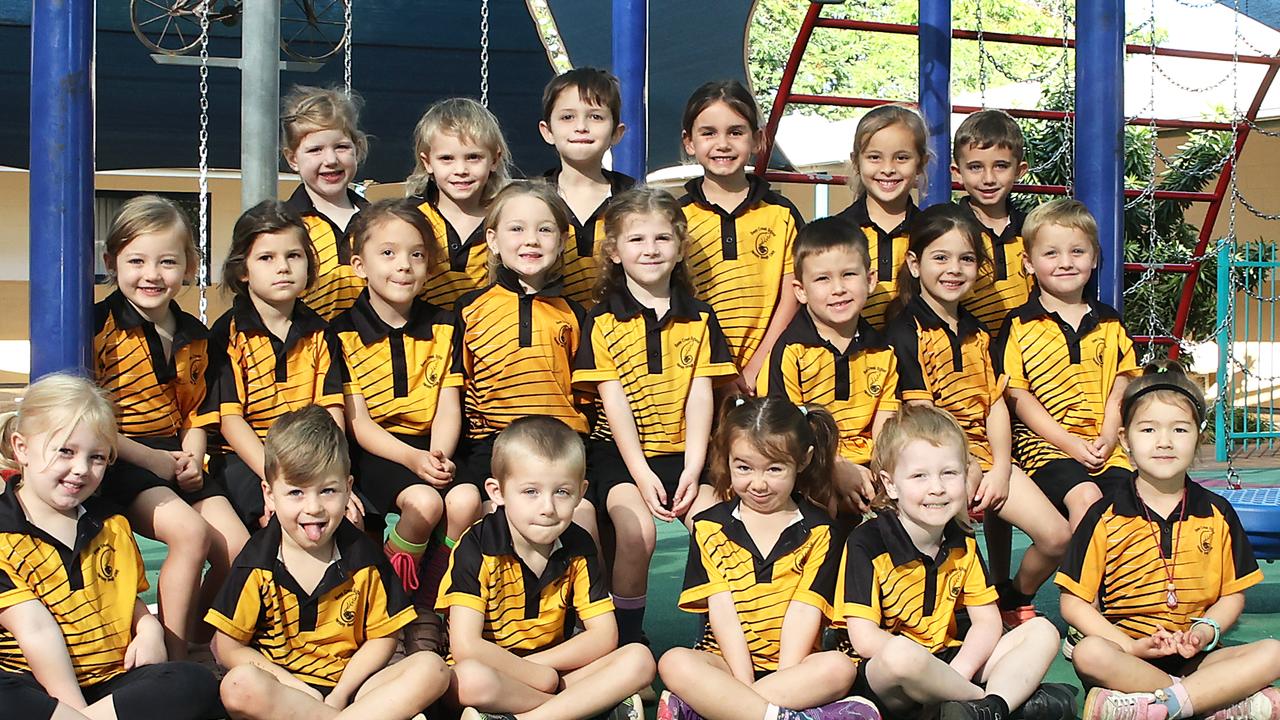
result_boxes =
[734,397,747,407]
[1155,365,1169,374]
[797,404,809,416]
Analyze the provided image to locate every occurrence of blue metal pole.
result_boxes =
[919,0,952,208]
[29,0,95,378]
[612,0,646,180]
[1074,0,1124,307]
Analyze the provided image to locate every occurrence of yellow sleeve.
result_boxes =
[791,528,836,617]
[878,348,901,411]
[835,538,881,628]
[570,555,615,621]
[361,567,418,640]
[436,528,488,615]
[1055,504,1111,602]
[960,540,998,606]
[204,567,264,644]
[677,521,731,611]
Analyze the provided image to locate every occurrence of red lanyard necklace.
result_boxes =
[1138,488,1187,608]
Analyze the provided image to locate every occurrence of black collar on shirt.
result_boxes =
[473,507,597,617]
[906,295,986,337]
[1012,289,1122,364]
[235,515,381,607]
[603,281,700,323]
[0,490,117,591]
[283,185,369,265]
[1108,472,1216,521]
[695,495,831,583]
[682,175,778,262]
[543,167,637,258]
[958,198,1025,281]
[415,182,487,272]
[494,267,568,347]
[347,289,445,346]
[873,510,971,568]
[786,307,888,358]
[232,295,328,382]
[101,289,210,383]
[835,196,919,282]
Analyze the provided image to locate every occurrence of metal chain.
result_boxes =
[1242,116,1280,137]
[1140,0,1163,356]
[343,0,352,96]
[975,0,987,105]
[479,0,490,107]
[197,0,211,324]
[1060,0,1074,194]
[1152,61,1239,94]
[1231,186,1280,220]
[978,44,1069,84]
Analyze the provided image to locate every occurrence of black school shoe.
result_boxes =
[1013,684,1079,720]
[941,696,1011,720]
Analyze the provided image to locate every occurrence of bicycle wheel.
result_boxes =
[280,0,349,62]
[130,0,206,55]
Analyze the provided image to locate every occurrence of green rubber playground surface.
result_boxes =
[136,466,1280,716]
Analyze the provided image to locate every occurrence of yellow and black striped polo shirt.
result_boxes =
[888,297,1005,470]
[0,492,148,686]
[680,176,802,370]
[415,185,489,310]
[679,497,840,672]
[573,284,736,453]
[206,517,414,687]
[836,511,996,654]
[285,185,370,321]
[544,167,637,306]
[760,311,899,465]
[958,198,1034,332]
[454,268,588,439]
[833,196,918,330]
[437,508,613,656]
[207,296,344,442]
[1056,476,1261,639]
[330,290,463,436]
[993,291,1139,473]
[94,289,218,438]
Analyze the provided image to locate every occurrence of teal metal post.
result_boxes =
[1216,242,1230,461]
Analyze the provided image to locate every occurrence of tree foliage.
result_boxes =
[747,0,1071,120]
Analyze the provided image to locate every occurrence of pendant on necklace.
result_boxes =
[1166,583,1178,608]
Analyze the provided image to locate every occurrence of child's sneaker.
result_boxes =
[459,709,516,720]
[657,690,700,720]
[941,696,1011,720]
[1082,688,1166,720]
[597,693,642,720]
[805,695,881,720]
[1014,683,1079,720]
[1205,687,1280,720]
[415,536,451,606]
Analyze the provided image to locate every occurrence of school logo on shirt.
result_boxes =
[864,367,886,397]
[423,357,443,387]
[95,544,118,582]
[186,352,206,385]
[338,590,360,626]
[1091,337,1107,366]
[751,228,776,260]
[1199,527,1214,554]
[555,322,573,348]
[677,338,699,369]
[946,570,965,600]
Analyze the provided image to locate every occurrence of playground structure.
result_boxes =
[19,1,1280,535]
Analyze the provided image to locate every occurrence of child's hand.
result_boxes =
[834,460,876,515]
[147,448,180,482]
[1092,434,1118,463]
[973,464,1010,513]
[345,493,364,526]
[172,451,204,493]
[670,467,701,519]
[1176,626,1210,658]
[411,450,453,488]
[730,373,757,397]
[637,471,674,522]
[1065,436,1105,472]
[124,620,167,669]
[1131,629,1180,659]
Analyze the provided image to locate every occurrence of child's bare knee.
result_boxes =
[220,665,274,715]
[166,511,214,555]
[879,636,931,681]
[1254,638,1280,673]
[1070,635,1119,679]
[811,651,858,688]
[657,648,697,687]
[617,643,657,683]
[402,651,450,689]
[403,487,444,523]
[453,659,502,708]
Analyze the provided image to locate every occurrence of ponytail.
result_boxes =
[795,403,839,509]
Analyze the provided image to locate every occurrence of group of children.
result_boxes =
[0,64,1276,720]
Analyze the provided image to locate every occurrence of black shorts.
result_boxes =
[849,644,963,713]
[453,435,500,490]
[353,432,437,516]
[585,441,695,509]
[99,435,228,508]
[210,451,266,531]
[0,662,221,720]
[1032,459,1132,515]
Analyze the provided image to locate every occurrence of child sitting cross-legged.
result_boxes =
[838,405,1074,720]
[1059,361,1280,720]
[441,415,656,720]
[209,405,449,720]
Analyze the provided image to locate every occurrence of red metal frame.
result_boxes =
[752,2,1280,358]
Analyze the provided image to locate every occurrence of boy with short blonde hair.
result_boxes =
[440,416,656,720]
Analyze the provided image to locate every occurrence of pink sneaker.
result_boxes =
[1206,688,1280,720]
[1083,688,1167,720]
